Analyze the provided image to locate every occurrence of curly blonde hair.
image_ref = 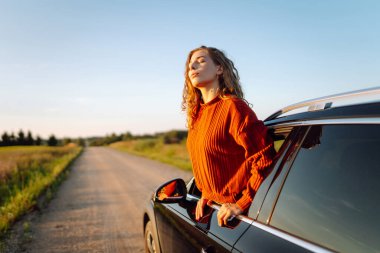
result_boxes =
[182,46,245,128]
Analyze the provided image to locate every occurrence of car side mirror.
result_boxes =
[154,178,187,203]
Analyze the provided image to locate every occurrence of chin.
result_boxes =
[191,80,209,89]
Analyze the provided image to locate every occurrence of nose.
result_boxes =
[189,61,197,70]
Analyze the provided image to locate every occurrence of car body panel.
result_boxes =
[232,223,315,253]
[154,197,251,253]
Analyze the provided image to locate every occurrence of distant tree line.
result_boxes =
[1,130,43,146]
[156,130,188,144]
[88,130,188,146]
[88,131,134,146]
[1,129,188,147]
[0,130,86,147]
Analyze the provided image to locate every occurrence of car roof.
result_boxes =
[264,100,380,127]
[263,86,380,127]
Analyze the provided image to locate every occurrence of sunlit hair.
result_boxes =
[182,45,245,128]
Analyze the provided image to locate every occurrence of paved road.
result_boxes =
[23,147,193,253]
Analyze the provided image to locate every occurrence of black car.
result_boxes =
[143,87,380,253]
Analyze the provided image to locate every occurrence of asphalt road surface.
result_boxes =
[22,147,193,253]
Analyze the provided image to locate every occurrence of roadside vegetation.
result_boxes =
[109,130,192,171]
[0,145,82,234]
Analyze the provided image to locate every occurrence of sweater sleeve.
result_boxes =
[230,101,276,211]
[235,141,275,211]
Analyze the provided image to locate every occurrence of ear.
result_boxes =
[216,65,223,75]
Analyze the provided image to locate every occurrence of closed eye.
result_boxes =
[189,56,207,68]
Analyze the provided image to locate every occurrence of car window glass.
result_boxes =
[188,177,201,197]
[270,126,292,153]
[248,126,296,219]
[270,124,380,253]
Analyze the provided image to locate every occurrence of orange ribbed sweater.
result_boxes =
[186,95,276,211]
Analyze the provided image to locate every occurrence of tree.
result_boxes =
[104,133,122,145]
[47,135,58,146]
[9,133,16,146]
[162,130,188,144]
[76,138,86,147]
[17,130,26,145]
[1,132,10,146]
[62,138,72,145]
[35,136,43,146]
[122,131,133,141]
[26,130,34,145]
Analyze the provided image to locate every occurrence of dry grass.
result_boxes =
[0,145,83,233]
[110,139,192,171]
[0,147,60,181]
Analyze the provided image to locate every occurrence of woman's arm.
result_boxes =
[217,100,276,226]
[235,140,275,211]
[217,140,275,226]
[229,100,276,212]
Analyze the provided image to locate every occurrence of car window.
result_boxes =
[269,124,380,253]
[188,126,293,199]
[270,126,293,153]
[188,177,201,197]
[248,126,297,219]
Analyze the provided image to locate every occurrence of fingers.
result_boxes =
[217,204,232,226]
[197,200,243,225]
[195,201,200,220]
[196,198,207,221]
[219,211,231,226]
[195,200,201,220]
[217,203,242,226]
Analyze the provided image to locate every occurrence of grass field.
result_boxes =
[110,138,192,171]
[110,137,285,172]
[0,145,82,234]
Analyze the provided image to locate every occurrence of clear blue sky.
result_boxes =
[1,0,379,138]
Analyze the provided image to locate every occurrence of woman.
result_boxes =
[182,46,276,227]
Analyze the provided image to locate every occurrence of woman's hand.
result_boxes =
[217,203,243,226]
[195,197,212,221]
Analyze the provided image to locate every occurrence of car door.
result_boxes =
[233,123,380,253]
[154,182,252,253]
[153,124,297,253]
[232,125,319,253]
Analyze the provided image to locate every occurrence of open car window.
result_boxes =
[188,126,296,208]
[247,126,297,219]
[188,177,201,197]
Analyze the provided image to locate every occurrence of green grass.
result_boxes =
[0,145,83,234]
[111,138,286,173]
[110,138,192,171]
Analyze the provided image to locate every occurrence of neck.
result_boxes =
[198,81,220,104]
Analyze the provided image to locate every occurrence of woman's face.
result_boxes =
[187,49,222,88]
